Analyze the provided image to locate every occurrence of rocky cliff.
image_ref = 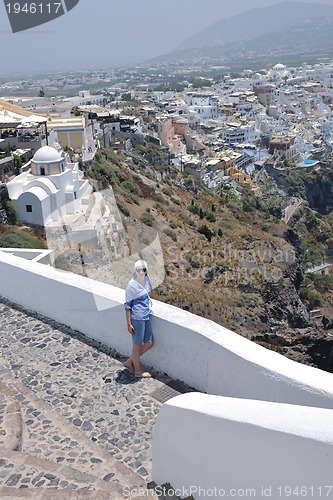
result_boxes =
[304,170,333,214]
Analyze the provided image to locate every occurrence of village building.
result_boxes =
[6,144,90,226]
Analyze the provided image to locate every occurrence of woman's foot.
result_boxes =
[134,371,152,378]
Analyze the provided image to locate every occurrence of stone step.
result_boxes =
[0,447,120,493]
[0,368,153,497]
[0,381,22,451]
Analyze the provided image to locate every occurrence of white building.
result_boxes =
[184,92,219,122]
[62,90,104,107]
[222,120,259,144]
[7,145,90,226]
[267,63,291,83]
[312,62,333,88]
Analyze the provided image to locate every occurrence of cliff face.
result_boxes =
[263,263,309,329]
[250,259,333,372]
[304,171,333,214]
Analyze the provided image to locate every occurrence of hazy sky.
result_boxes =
[1,0,333,74]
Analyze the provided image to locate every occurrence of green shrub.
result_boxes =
[141,212,155,226]
[118,203,130,217]
[303,274,333,293]
[198,225,214,242]
[187,252,200,268]
[0,225,47,249]
[189,204,200,216]
[299,287,322,308]
[205,211,216,223]
[179,213,196,227]
[121,180,140,196]
[163,228,177,242]
[0,188,17,223]
[162,188,173,197]
[305,212,319,230]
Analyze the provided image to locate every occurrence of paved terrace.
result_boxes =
[0,297,193,499]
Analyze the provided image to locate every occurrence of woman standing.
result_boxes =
[123,260,154,378]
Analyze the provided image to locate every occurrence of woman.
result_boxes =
[123,259,154,378]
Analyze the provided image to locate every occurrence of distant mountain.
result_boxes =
[176,1,333,51]
[148,2,333,69]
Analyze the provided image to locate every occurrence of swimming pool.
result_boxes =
[303,160,316,165]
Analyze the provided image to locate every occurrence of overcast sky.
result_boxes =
[1,0,333,74]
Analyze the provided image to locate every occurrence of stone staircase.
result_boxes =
[0,360,156,498]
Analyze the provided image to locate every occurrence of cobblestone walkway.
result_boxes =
[0,297,191,498]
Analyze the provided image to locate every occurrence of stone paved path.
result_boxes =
[0,297,192,498]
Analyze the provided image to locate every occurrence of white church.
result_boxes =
[6,143,128,257]
[7,144,90,227]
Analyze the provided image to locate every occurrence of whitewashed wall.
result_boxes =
[153,393,333,500]
[1,251,333,409]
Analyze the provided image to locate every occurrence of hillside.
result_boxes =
[152,2,333,69]
[79,147,333,373]
[176,1,333,50]
[2,146,333,372]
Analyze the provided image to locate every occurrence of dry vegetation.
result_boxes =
[86,147,301,339]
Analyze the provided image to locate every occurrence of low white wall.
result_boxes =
[153,393,333,499]
[1,251,333,409]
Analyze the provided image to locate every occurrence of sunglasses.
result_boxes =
[136,268,147,273]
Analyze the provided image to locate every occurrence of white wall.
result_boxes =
[1,251,333,409]
[153,393,333,499]
[15,190,50,226]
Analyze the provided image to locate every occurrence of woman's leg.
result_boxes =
[140,340,153,355]
[131,343,143,374]
[124,340,152,372]
[123,357,134,372]
[125,320,153,377]
[135,321,153,376]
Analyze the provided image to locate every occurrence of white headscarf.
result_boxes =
[134,259,148,272]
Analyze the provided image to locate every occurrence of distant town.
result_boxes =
[1,58,333,207]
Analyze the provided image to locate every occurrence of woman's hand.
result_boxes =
[127,324,135,335]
